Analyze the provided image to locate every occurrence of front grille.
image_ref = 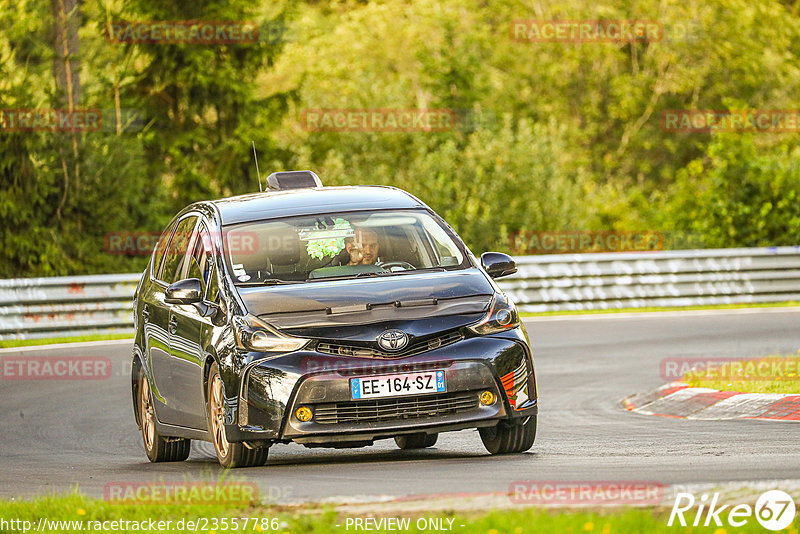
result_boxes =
[313,391,479,424]
[316,330,463,359]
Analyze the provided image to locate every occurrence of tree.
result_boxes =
[663,133,800,248]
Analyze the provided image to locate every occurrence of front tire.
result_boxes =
[207,363,269,468]
[479,416,536,455]
[138,371,190,462]
[395,433,438,449]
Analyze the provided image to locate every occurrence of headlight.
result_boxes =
[233,314,310,352]
[468,293,520,335]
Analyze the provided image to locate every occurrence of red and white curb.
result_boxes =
[622,382,800,421]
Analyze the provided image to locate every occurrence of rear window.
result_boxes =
[222,210,467,285]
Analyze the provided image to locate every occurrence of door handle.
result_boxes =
[168,315,178,334]
[142,305,150,323]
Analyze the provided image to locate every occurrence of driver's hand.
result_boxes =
[348,242,363,264]
[346,229,378,265]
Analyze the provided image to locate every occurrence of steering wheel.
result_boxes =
[379,261,416,272]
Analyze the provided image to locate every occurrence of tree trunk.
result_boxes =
[51,0,81,222]
[51,0,81,109]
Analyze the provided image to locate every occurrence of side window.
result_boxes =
[161,216,198,284]
[187,225,212,293]
[206,263,220,303]
[152,219,178,280]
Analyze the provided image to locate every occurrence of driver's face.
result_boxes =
[359,232,379,263]
[348,229,379,265]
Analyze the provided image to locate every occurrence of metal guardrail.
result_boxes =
[0,274,140,340]
[502,246,800,312]
[1,247,799,340]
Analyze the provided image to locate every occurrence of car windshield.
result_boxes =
[222,210,467,284]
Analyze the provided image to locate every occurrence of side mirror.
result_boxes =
[481,252,518,279]
[194,300,224,325]
[165,278,203,305]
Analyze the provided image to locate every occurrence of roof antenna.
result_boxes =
[252,141,262,192]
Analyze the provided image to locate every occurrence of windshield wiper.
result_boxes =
[262,278,300,285]
[391,267,447,274]
[305,272,384,282]
[306,267,451,283]
[360,267,451,277]
[236,279,301,286]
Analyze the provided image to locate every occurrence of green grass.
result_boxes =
[521,301,800,317]
[683,354,800,394]
[0,491,795,533]
[0,333,133,349]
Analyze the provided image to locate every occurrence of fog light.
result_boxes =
[295,406,313,422]
[479,391,495,406]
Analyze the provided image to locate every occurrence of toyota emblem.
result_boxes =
[377,329,409,351]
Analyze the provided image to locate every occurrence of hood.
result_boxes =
[236,268,494,342]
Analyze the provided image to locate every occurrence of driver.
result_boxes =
[345,228,380,265]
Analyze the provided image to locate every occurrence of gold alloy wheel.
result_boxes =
[140,376,155,451]
[210,374,229,458]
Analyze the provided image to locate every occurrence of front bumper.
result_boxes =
[224,330,537,444]
[284,360,504,443]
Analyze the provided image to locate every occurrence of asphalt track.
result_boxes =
[2,309,799,502]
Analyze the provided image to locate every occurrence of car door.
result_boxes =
[141,218,179,418]
[154,214,199,425]
[167,222,214,429]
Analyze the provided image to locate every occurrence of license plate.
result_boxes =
[350,371,446,400]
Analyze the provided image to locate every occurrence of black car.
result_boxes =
[132,171,538,468]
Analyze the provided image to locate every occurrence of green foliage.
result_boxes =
[664,134,800,247]
[2,0,800,276]
[288,117,588,253]
[0,0,164,276]
[0,0,288,276]
[102,0,292,210]
[268,0,800,254]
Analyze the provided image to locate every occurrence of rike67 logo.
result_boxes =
[669,490,796,531]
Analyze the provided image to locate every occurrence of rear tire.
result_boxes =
[394,433,438,449]
[207,363,269,468]
[479,416,536,455]
[138,371,191,462]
